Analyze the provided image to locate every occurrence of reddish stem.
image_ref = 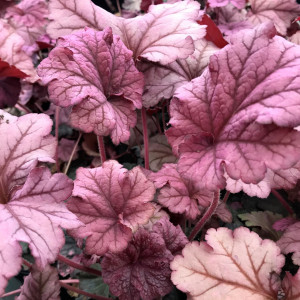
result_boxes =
[141,107,149,169]
[271,189,294,215]
[57,254,102,277]
[22,258,32,269]
[97,136,106,164]
[16,102,31,114]
[223,190,230,203]
[1,289,21,298]
[64,132,82,174]
[55,106,60,172]
[188,191,220,241]
[60,282,110,300]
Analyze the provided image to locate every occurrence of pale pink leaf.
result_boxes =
[47,0,205,64]
[152,217,188,255]
[208,0,246,9]
[167,23,300,191]
[139,39,219,108]
[0,168,81,268]
[0,111,56,194]
[0,20,37,82]
[289,31,300,45]
[17,265,60,300]
[277,221,300,266]
[141,135,177,172]
[6,0,48,27]
[57,138,79,162]
[171,227,285,299]
[38,27,143,144]
[247,0,300,35]
[101,228,173,300]
[149,163,213,220]
[225,163,300,198]
[67,160,155,255]
[282,270,300,300]
[142,204,169,230]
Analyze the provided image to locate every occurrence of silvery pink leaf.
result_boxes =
[167,23,300,191]
[17,265,60,300]
[58,138,79,162]
[139,39,218,108]
[277,221,300,266]
[6,0,48,27]
[152,217,188,255]
[247,0,300,35]
[282,270,300,299]
[101,228,173,300]
[0,20,37,82]
[47,0,205,65]
[171,227,285,299]
[225,163,300,198]
[0,111,55,193]
[0,168,81,294]
[208,0,246,9]
[38,27,143,144]
[149,163,213,220]
[141,135,177,172]
[67,160,155,256]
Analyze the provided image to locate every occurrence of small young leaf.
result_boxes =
[171,227,285,299]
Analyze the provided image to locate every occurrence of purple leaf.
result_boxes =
[67,160,155,255]
[58,138,79,162]
[208,0,246,9]
[38,27,143,144]
[282,270,300,299]
[47,0,205,64]
[101,228,173,300]
[167,23,300,191]
[17,265,60,300]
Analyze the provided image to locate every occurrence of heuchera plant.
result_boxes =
[1,0,300,299]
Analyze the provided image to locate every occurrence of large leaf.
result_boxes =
[47,0,205,64]
[0,111,56,194]
[67,160,155,255]
[0,168,81,295]
[149,163,213,220]
[101,228,173,300]
[17,265,60,300]
[171,227,285,299]
[247,0,300,35]
[277,221,300,266]
[167,23,300,191]
[38,27,143,144]
[139,39,218,108]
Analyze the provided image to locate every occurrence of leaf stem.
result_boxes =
[141,107,149,169]
[16,102,32,114]
[22,258,32,269]
[188,191,220,241]
[57,254,102,277]
[1,288,21,298]
[97,136,106,164]
[64,133,82,174]
[271,189,294,215]
[60,282,110,300]
[223,190,230,203]
[55,106,60,172]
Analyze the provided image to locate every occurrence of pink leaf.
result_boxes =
[139,39,218,108]
[38,27,143,144]
[289,31,300,45]
[141,135,177,171]
[47,0,205,64]
[58,138,79,162]
[0,111,56,194]
[167,23,300,191]
[273,217,297,232]
[152,217,188,255]
[6,0,48,27]
[214,202,232,223]
[101,228,173,300]
[277,221,300,266]
[208,0,246,9]
[0,20,37,82]
[171,227,285,299]
[247,0,300,35]
[282,270,300,300]
[67,160,155,255]
[0,168,81,293]
[149,163,213,220]
[17,265,60,300]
